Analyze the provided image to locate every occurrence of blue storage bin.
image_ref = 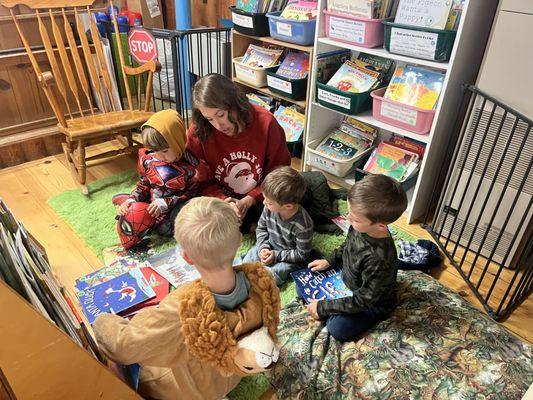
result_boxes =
[266,11,316,46]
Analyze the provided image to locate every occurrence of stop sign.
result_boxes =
[128,28,158,64]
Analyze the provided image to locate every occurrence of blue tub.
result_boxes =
[266,11,316,46]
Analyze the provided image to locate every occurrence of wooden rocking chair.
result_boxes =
[1,0,160,194]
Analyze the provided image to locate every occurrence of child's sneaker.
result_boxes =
[112,193,131,206]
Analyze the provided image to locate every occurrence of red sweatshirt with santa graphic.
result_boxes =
[186,105,291,202]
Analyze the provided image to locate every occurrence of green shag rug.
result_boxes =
[48,170,417,400]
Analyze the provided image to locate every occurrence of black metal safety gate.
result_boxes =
[102,23,231,128]
[425,85,532,321]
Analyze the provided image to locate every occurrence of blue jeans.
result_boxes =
[236,244,301,286]
[326,307,390,342]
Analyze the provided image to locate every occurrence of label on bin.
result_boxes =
[235,63,258,84]
[329,16,365,44]
[318,88,351,110]
[232,12,254,28]
[380,101,418,126]
[267,75,292,94]
[389,28,438,60]
[276,21,293,37]
[310,155,338,175]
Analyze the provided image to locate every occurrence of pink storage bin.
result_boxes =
[323,9,384,48]
[370,87,435,135]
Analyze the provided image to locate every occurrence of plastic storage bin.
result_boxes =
[230,6,270,37]
[287,138,303,158]
[316,81,375,115]
[370,87,435,134]
[266,70,307,100]
[233,57,279,88]
[382,20,457,62]
[306,138,373,177]
[353,155,418,191]
[266,11,317,45]
[323,10,384,48]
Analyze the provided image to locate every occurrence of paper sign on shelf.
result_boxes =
[232,12,254,28]
[267,75,292,94]
[276,21,293,37]
[389,28,438,60]
[329,16,366,44]
[318,89,351,110]
[380,101,418,126]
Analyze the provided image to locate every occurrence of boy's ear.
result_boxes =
[376,222,389,232]
[181,249,195,265]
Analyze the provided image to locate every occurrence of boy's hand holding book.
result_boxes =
[308,259,330,272]
[307,299,320,320]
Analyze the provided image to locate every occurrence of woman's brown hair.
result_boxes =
[192,73,253,142]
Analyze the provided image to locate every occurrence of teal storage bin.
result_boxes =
[266,70,307,101]
[316,82,374,115]
[382,20,456,62]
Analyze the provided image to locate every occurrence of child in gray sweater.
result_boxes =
[238,166,313,285]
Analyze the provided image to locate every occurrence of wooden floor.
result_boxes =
[0,140,531,343]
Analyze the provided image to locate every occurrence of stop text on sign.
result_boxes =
[127,28,158,64]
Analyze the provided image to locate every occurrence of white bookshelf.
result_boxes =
[304,0,499,222]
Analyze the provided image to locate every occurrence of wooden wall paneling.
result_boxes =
[0,68,22,128]
[218,0,235,22]
[161,0,175,29]
[190,0,218,27]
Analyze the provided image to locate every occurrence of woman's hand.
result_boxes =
[235,195,256,220]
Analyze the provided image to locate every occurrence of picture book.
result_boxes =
[326,59,382,93]
[316,127,373,161]
[274,105,305,142]
[118,266,170,317]
[363,142,419,182]
[75,257,148,293]
[247,93,273,110]
[236,0,261,13]
[276,51,309,80]
[280,0,318,20]
[291,267,353,304]
[445,0,465,30]
[339,116,377,143]
[394,0,453,30]
[389,135,426,158]
[327,0,374,18]
[384,65,445,110]
[332,215,350,234]
[357,52,394,82]
[241,44,284,68]
[316,49,351,84]
[146,247,200,288]
[77,268,156,324]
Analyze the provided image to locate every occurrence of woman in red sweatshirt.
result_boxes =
[186,73,291,231]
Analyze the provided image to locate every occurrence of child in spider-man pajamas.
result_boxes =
[114,109,211,247]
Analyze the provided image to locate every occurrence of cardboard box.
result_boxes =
[127,0,164,29]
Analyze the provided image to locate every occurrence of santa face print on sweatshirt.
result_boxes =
[215,151,263,195]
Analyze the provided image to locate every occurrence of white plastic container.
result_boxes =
[306,138,373,177]
[232,56,279,88]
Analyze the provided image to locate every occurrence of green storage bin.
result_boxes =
[266,70,307,101]
[382,20,456,62]
[316,81,374,115]
[287,139,303,158]
[353,154,418,190]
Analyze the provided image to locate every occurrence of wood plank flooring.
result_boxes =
[0,141,531,343]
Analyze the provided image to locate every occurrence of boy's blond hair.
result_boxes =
[348,174,407,223]
[261,166,306,205]
[174,197,241,268]
[141,126,169,151]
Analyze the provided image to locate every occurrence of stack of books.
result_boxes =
[394,0,463,30]
[241,44,284,68]
[384,65,445,110]
[276,51,309,80]
[315,116,376,161]
[327,0,394,19]
[363,136,425,183]
[280,0,318,20]
[236,0,289,13]
[326,53,394,93]
[76,247,199,324]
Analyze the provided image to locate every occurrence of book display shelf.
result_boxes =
[231,29,314,164]
[304,0,498,222]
